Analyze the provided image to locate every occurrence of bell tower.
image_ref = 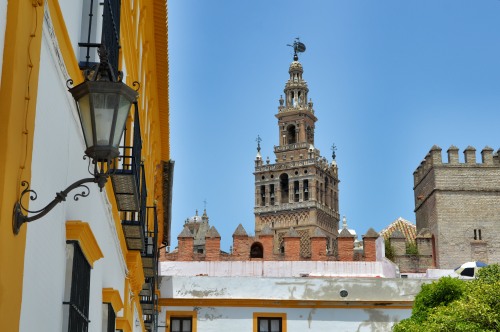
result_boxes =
[254,40,340,257]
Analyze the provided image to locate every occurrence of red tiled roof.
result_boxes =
[379,217,417,243]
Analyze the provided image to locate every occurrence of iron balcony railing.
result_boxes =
[111,104,142,212]
[79,0,121,78]
[141,206,159,331]
[120,164,147,251]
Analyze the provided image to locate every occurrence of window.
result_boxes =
[303,180,309,201]
[258,318,281,332]
[261,185,266,206]
[102,288,123,332]
[253,313,286,332]
[474,229,482,240]
[102,303,116,332]
[63,242,91,332]
[166,311,197,332]
[280,173,289,203]
[171,317,192,332]
[79,0,121,76]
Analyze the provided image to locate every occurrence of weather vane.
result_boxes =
[287,37,306,61]
[331,143,337,160]
[203,199,207,210]
[256,135,262,152]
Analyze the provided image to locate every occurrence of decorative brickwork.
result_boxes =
[298,229,311,257]
[254,58,339,254]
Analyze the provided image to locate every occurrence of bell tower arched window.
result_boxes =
[287,125,296,144]
[280,173,289,203]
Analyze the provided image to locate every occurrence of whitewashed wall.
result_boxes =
[19,5,128,332]
[159,276,428,332]
[161,260,398,278]
[159,306,411,332]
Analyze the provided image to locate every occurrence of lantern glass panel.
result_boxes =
[76,94,94,147]
[92,92,118,146]
[111,95,133,147]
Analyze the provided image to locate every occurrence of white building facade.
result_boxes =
[0,1,170,331]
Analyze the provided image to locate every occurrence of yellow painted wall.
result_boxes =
[0,1,44,330]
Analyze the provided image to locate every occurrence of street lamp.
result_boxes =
[13,45,138,234]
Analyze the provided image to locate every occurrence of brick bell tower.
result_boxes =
[254,40,340,257]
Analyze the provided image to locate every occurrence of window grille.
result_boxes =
[79,0,121,77]
[63,242,91,332]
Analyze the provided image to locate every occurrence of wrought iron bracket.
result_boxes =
[13,174,108,235]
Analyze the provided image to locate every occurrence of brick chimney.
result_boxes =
[177,226,194,261]
[232,224,249,260]
[362,228,379,262]
[310,227,327,261]
[205,226,221,261]
[338,228,355,261]
[283,227,301,261]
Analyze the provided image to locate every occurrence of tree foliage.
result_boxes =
[393,264,500,332]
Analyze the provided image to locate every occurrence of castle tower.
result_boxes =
[413,145,500,269]
[254,46,340,257]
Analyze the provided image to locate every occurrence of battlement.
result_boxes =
[413,145,499,185]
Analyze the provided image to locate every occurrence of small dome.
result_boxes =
[256,151,262,160]
[289,61,303,73]
[186,210,204,223]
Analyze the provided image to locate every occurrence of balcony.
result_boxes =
[120,164,147,251]
[141,206,159,331]
[111,105,142,212]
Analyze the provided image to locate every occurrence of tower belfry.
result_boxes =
[254,42,340,257]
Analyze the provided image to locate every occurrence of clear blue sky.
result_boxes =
[167,0,500,251]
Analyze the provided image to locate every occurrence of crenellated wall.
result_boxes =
[160,224,380,263]
[413,145,500,269]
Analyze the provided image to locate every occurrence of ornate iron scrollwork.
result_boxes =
[12,173,108,234]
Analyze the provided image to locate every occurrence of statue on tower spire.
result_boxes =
[287,37,306,61]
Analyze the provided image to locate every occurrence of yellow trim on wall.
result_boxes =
[126,251,145,294]
[66,221,104,267]
[253,312,287,332]
[46,0,83,83]
[103,288,124,313]
[165,311,198,332]
[116,317,132,332]
[0,1,45,330]
[159,298,413,310]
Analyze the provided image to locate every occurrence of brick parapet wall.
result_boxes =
[162,233,381,263]
[310,237,327,261]
[232,236,251,260]
[337,237,354,261]
[177,238,194,261]
[284,237,301,260]
[363,238,376,262]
